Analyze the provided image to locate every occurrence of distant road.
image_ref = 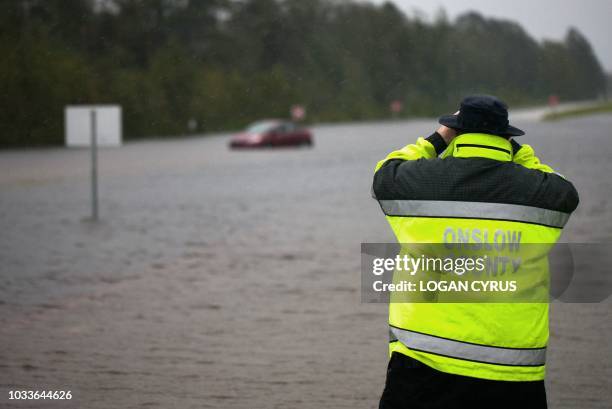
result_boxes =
[511,100,602,122]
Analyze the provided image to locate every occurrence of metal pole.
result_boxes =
[90,109,98,221]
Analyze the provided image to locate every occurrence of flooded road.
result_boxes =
[1,115,611,408]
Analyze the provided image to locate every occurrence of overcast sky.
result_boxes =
[370,0,612,71]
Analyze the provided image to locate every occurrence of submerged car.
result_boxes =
[229,120,313,148]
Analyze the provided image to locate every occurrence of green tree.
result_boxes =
[0,0,607,146]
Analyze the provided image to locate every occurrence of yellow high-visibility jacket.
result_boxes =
[372,132,579,381]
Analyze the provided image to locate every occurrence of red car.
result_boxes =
[229,120,313,148]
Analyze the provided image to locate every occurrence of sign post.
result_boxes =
[548,94,560,115]
[90,109,98,221]
[290,104,306,122]
[65,105,122,221]
[390,100,403,118]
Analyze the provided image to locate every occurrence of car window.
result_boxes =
[280,122,295,133]
[246,121,277,133]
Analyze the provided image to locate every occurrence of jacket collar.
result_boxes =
[443,133,513,162]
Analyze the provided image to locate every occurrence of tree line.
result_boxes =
[0,0,607,146]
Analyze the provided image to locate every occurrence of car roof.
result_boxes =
[251,119,284,125]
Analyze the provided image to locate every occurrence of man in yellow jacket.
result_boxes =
[373,95,579,409]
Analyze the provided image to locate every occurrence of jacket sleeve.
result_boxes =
[510,140,556,174]
[374,133,446,173]
[372,133,446,199]
[510,140,579,212]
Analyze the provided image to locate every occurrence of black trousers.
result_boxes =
[379,353,547,409]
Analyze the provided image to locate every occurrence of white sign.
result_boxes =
[65,105,122,147]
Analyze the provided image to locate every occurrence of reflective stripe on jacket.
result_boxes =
[372,132,579,381]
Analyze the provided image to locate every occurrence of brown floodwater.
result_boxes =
[1,114,611,408]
